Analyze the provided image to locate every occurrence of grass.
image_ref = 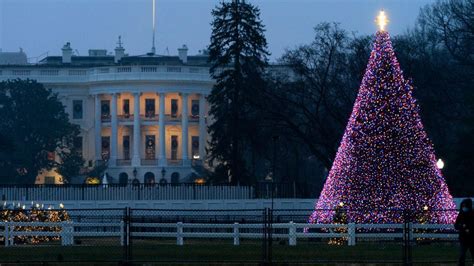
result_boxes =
[0,239,471,265]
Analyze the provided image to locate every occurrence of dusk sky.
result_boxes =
[0,0,433,62]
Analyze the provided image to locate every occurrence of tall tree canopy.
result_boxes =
[0,79,83,183]
[207,0,269,184]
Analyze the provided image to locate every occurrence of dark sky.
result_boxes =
[0,0,433,62]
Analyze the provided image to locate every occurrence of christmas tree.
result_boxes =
[309,11,456,224]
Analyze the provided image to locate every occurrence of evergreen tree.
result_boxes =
[310,26,456,224]
[207,0,269,184]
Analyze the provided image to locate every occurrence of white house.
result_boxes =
[0,42,212,184]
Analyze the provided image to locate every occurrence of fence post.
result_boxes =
[120,220,125,246]
[61,221,73,246]
[408,222,413,242]
[4,222,9,247]
[177,222,183,246]
[233,222,240,245]
[348,223,356,246]
[289,221,296,246]
[8,223,14,247]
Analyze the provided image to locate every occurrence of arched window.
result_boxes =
[119,172,128,185]
[144,172,155,185]
[171,172,180,184]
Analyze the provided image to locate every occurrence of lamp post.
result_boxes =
[132,167,138,185]
[271,135,279,210]
[161,167,166,181]
[436,159,445,170]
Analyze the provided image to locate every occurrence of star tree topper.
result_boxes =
[375,10,389,31]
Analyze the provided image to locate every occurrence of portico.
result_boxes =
[93,91,207,172]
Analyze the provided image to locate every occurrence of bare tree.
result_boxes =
[419,0,474,66]
[258,23,360,169]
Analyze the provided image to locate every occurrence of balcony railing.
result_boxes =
[0,65,213,84]
[167,159,183,166]
[116,159,131,166]
[118,114,133,121]
[101,115,111,122]
[99,114,199,123]
[165,114,181,122]
[141,114,159,121]
[141,159,158,166]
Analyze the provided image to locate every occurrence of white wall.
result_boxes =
[11,198,470,210]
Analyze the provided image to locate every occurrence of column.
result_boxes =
[110,93,118,167]
[198,94,206,161]
[132,92,141,167]
[94,94,102,162]
[158,93,167,166]
[181,93,190,165]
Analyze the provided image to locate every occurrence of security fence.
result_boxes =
[0,208,468,265]
[0,183,255,201]
[0,182,323,201]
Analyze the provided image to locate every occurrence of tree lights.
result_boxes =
[309,13,456,225]
[0,202,70,245]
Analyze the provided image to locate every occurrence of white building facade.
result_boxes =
[0,43,212,184]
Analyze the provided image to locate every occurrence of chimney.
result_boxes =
[61,42,73,64]
[114,36,125,63]
[178,45,188,64]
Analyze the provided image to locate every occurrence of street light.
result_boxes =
[436,159,445,170]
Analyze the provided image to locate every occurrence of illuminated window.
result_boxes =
[123,99,130,117]
[101,100,110,119]
[191,100,199,117]
[192,136,199,159]
[123,136,130,160]
[171,135,178,160]
[171,99,178,118]
[145,99,155,117]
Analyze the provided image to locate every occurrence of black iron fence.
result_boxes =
[0,207,467,265]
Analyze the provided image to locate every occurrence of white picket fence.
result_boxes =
[0,221,457,247]
[0,185,254,201]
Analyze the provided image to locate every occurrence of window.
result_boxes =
[73,100,83,119]
[171,99,178,118]
[73,136,83,157]
[191,100,199,118]
[101,100,110,119]
[171,135,178,160]
[122,136,130,160]
[101,136,110,160]
[119,172,129,185]
[145,99,155,117]
[171,172,180,184]
[191,136,199,159]
[123,99,130,117]
[123,136,130,160]
[144,172,156,184]
[145,135,155,160]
